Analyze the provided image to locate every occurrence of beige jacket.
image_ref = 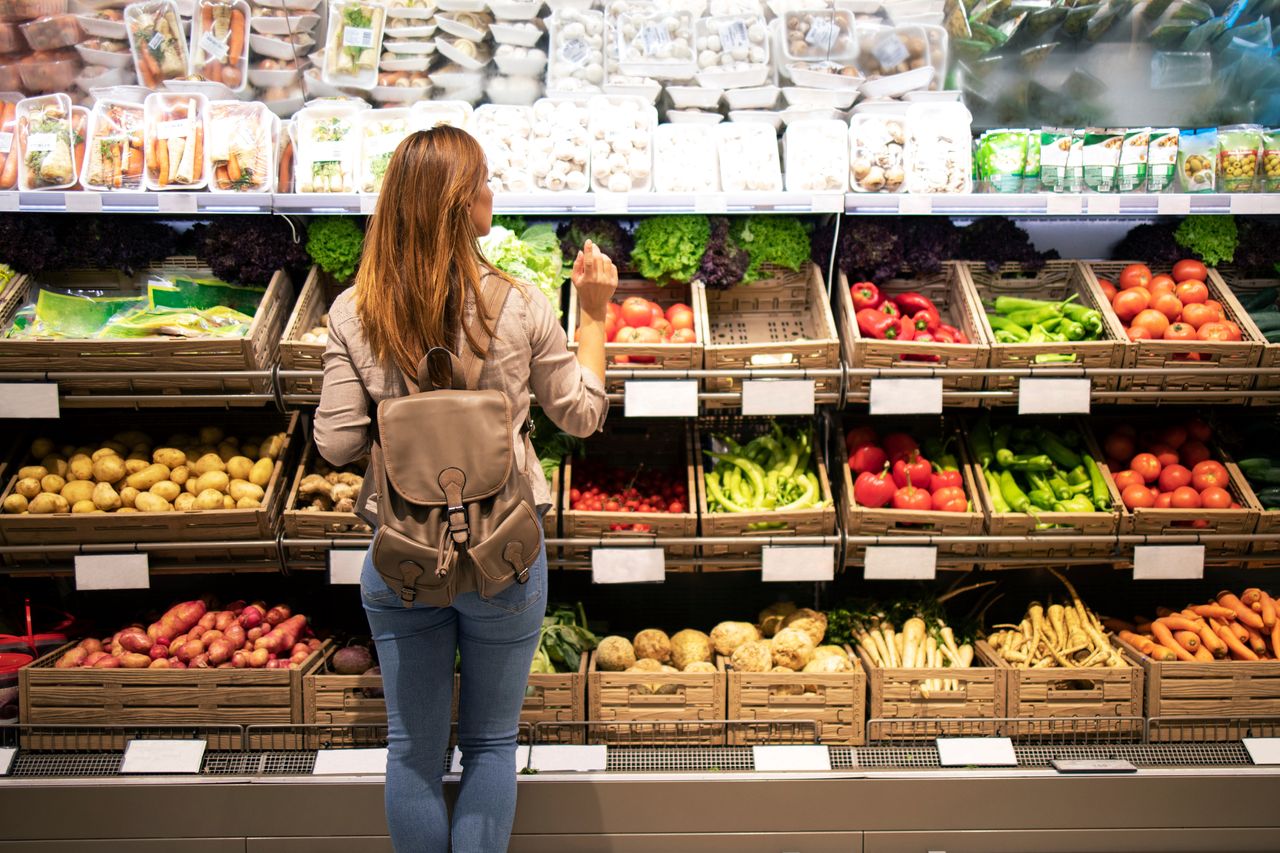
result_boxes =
[314,275,608,523]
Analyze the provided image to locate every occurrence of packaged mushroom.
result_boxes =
[694,13,769,89]
[717,121,782,192]
[547,8,605,95]
[587,95,654,194]
[903,101,971,194]
[781,9,856,63]
[528,98,589,193]
[359,107,412,193]
[473,104,534,192]
[856,23,934,97]
[612,6,696,80]
[848,111,906,193]
[653,123,719,193]
[784,118,846,191]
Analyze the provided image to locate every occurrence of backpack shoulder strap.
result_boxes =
[458,273,513,391]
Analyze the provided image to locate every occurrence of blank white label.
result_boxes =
[1157,194,1191,215]
[360,194,378,214]
[741,379,815,416]
[313,748,387,775]
[761,546,834,582]
[121,739,206,774]
[529,745,607,772]
[752,745,831,772]
[594,192,628,214]
[1088,195,1121,215]
[0,747,14,776]
[1243,738,1280,765]
[694,193,728,213]
[869,378,943,416]
[936,737,1017,767]
[0,383,59,418]
[1051,758,1136,773]
[624,380,698,417]
[1018,378,1091,415]
[158,193,198,213]
[328,549,365,585]
[65,192,102,212]
[1047,194,1082,215]
[810,192,843,213]
[0,192,17,211]
[864,545,937,580]
[1232,195,1268,215]
[899,195,931,214]
[1134,545,1205,580]
[74,554,149,591]
[592,548,665,584]
[452,745,530,774]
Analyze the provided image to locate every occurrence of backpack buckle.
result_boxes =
[440,469,470,545]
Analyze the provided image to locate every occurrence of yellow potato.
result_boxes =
[119,486,139,508]
[152,448,187,469]
[241,443,259,460]
[195,489,225,510]
[72,500,97,514]
[217,444,238,463]
[93,482,122,511]
[169,465,190,486]
[125,458,149,474]
[91,455,125,484]
[174,493,196,511]
[28,493,63,514]
[195,471,230,494]
[41,474,66,494]
[91,447,116,462]
[236,496,262,509]
[40,456,68,477]
[117,507,138,514]
[134,493,172,513]
[3,494,28,514]
[222,494,236,509]
[125,463,171,491]
[16,478,42,499]
[249,458,273,487]
[66,456,94,481]
[226,456,253,481]
[30,437,54,459]
[60,480,95,505]
[167,432,194,448]
[260,434,286,460]
[199,426,225,446]
[17,465,48,480]
[228,480,264,503]
[101,439,127,455]
[193,453,226,475]
[185,478,200,496]
[149,480,181,503]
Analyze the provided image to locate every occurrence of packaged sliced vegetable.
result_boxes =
[784,118,846,191]
[652,123,719,192]
[277,119,293,192]
[473,104,534,192]
[1146,127,1179,192]
[323,0,386,89]
[189,0,249,92]
[0,94,19,190]
[1178,127,1215,192]
[295,101,360,192]
[207,100,273,192]
[849,111,906,193]
[529,98,590,193]
[82,98,145,191]
[974,128,1026,193]
[1081,127,1123,193]
[125,0,189,88]
[143,92,208,190]
[358,106,411,193]
[16,93,76,191]
[586,95,654,193]
[717,121,781,192]
[1262,128,1280,192]
[68,106,89,191]
[1115,128,1150,193]
[1217,122,1261,192]
[1038,126,1074,193]
[903,101,972,194]
[1022,131,1041,191]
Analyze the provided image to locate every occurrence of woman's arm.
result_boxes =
[314,315,372,466]
[571,240,616,384]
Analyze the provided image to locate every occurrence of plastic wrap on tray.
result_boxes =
[125,0,189,87]
[82,98,145,190]
[587,94,653,193]
[849,110,907,193]
[207,99,272,191]
[1217,123,1262,193]
[546,8,604,95]
[189,0,249,92]
[611,6,696,80]
[473,103,534,192]
[693,13,769,89]
[903,101,971,194]
[717,120,781,192]
[974,128,1028,193]
[528,97,589,192]
[410,98,472,129]
[323,0,386,88]
[0,94,18,190]
[16,93,76,191]
[295,101,360,192]
[653,123,719,192]
[358,106,411,193]
[144,91,208,190]
[19,14,82,51]
[784,118,846,191]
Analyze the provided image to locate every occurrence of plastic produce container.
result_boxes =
[16,93,76,190]
[18,49,81,92]
[546,8,604,96]
[355,106,410,193]
[653,122,720,192]
[294,101,360,192]
[784,118,847,191]
[849,110,906,193]
[321,0,385,88]
[0,22,20,51]
[206,99,273,191]
[189,0,250,92]
[81,98,145,190]
[780,9,856,63]
[143,91,208,190]
[20,14,81,51]
[586,94,654,193]
[0,0,67,24]
[694,12,770,89]
[410,98,472,129]
[904,100,971,194]
[855,23,933,98]
[529,97,589,192]
[124,0,188,87]
[473,103,534,191]
[717,120,781,192]
[0,93,19,190]
[612,6,696,80]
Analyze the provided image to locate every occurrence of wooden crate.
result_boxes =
[837,416,985,561]
[701,264,841,406]
[1114,635,1280,742]
[566,278,702,394]
[1204,266,1280,399]
[836,265,989,407]
[281,441,371,567]
[0,259,293,401]
[1232,465,1280,557]
[587,649,727,746]
[966,417,1124,561]
[518,656,588,745]
[975,640,1143,737]
[20,640,329,751]
[856,644,1003,739]
[723,646,866,746]
[960,260,1128,400]
[0,411,299,553]
[695,415,837,562]
[278,266,335,395]
[561,421,697,566]
[1083,262,1263,404]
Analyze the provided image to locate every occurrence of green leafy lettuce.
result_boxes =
[1174,215,1238,267]
[306,217,365,283]
[630,214,710,283]
[479,223,566,317]
[730,216,811,282]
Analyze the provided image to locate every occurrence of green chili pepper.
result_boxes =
[1067,465,1088,485]
[1006,305,1064,327]
[988,315,1031,340]
[1082,453,1112,511]
[984,469,1011,512]
[971,418,995,468]
[999,470,1031,513]
[1035,428,1082,469]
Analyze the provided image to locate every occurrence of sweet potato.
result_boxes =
[120,652,151,668]
[83,651,108,667]
[198,612,217,631]
[56,647,88,668]
[247,627,263,642]
[207,638,236,665]
[118,627,154,654]
[189,625,206,640]
[148,600,206,642]
[190,653,211,668]
[265,604,292,625]
[176,639,205,663]
[256,614,307,654]
[93,656,121,668]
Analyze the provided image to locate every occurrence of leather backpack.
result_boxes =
[368,276,542,607]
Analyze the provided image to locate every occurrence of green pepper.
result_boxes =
[1006,305,1064,327]
[993,424,1014,467]
[1082,453,1112,511]
[1061,302,1102,334]
[971,418,995,468]
[1007,453,1055,472]
[1034,353,1080,364]
[988,315,1031,340]
[1055,494,1095,513]
[1067,465,1089,485]
[936,452,959,472]
[1058,317,1087,340]
[999,470,1031,513]
[984,469,1011,512]
[1048,475,1073,500]
[1027,324,1049,344]
[1029,488,1056,509]
[705,472,750,513]
[993,295,1060,313]
[994,330,1022,343]
[1035,428,1082,469]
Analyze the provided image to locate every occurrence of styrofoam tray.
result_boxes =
[493,50,545,75]
[902,88,961,102]
[385,38,438,54]
[75,13,126,38]
[371,84,431,103]
[387,4,436,19]
[76,65,133,90]
[437,0,484,9]
[488,0,541,19]
[782,86,856,109]
[89,84,151,103]
[75,43,133,68]
[696,64,769,91]
[384,23,437,38]
[163,79,236,99]
[432,67,484,88]
[435,14,487,39]
[602,80,661,104]
[249,33,314,60]
[667,85,722,110]
[786,62,863,91]
[256,0,323,9]
[780,106,840,125]
[489,19,541,45]
[727,109,781,131]
[859,65,933,99]
[265,94,305,116]
[485,75,540,104]
[249,65,301,87]
[722,84,778,110]
[667,108,723,125]
[250,14,320,35]
[380,55,433,71]
[435,37,488,68]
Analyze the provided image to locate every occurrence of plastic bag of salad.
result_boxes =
[1146,128,1180,192]
[1039,127,1074,192]
[1082,128,1123,193]
[974,129,1027,193]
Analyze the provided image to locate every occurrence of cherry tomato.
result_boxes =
[1112,288,1150,323]
[621,297,653,328]
[1132,309,1170,338]
[1179,441,1211,467]
[1098,278,1117,302]
[1180,302,1218,329]
[1149,442,1179,468]
[1200,485,1232,509]
[1154,492,1174,509]
[1119,264,1152,290]
[1151,292,1183,322]
[1157,463,1192,492]
[1172,259,1208,283]
[1130,452,1162,483]
[1174,280,1208,305]
[1191,460,1229,490]
[1113,469,1145,491]
[1197,322,1233,342]
[1164,322,1197,341]
[1122,483,1157,509]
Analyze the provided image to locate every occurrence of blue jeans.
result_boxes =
[361,531,546,853]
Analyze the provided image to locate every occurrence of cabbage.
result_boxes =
[479,223,566,317]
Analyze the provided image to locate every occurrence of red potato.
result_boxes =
[169,634,189,649]
[149,644,169,661]
[119,653,150,668]
[168,659,187,669]
[308,638,323,652]
[291,643,310,657]
[217,663,235,669]
[215,611,236,631]
[110,642,125,657]
[225,600,246,613]
[265,604,291,625]
[207,638,236,665]
[149,658,170,669]
[201,630,223,644]
[256,615,308,654]
[188,625,206,640]
[247,627,264,643]
[232,650,250,668]
[290,650,309,666]
[93,656,121,668]
[176,639,205,663]
[248,648,269,667]
[78,638,102,654]
[191,653,211,668]
[148,600,207,642]
[223,624,246,648]
[57,647,88,668]
[118,627,153,654]
[198,612,217,631]
[83,651,108,667]
[239,604,265,629]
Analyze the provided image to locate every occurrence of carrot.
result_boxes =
[1118,629,1153,653]
[226,152,241,184]
[1151,620,1196,662]
[277,140,292,192]
[0,104,17,189]
[1272,621,1280,660]
[1198,624,1227,658]
[157,132,169,186]
[215,163,228,189]
[1193,646,1214,662]
[192,125,203,181]
[1191,603,1236,621]
[112,142,122,188]
[1155,606,1176,618]
[1157,615,1203,633]
[1219,590,1265,630]
[228,9,245,65]
[1241,588,1262,608]
[1217,624,1259,661]
[200,2,213,31]
[1173,630,1200,652]
[1259,592,1277,631]
[1244,625,1268,657]
[140,48,161,87]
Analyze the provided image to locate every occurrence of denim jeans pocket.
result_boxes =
[476,553,545,615]
[360,548,401,610]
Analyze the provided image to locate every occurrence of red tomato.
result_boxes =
[1149,443,1179,468]
[1174,280,1208,305]
[1217,320,1243,341]
[1130,453,1162,483]
[1164,322,1197,341]
[1104,432,1135,463]
[1197,322,1233,342]
[648,302,665,325]
[1185,418,1212,442]
[892,484,933,511]
[849,443,889,475]
[1157,463,1192,491]
[1179,302,1217,330]
[633,326,663,344]
[845,426,879,450]
[614,326,640,344]
[1154,492,1174,509]
[1170,486,1202,508]
[670,328,697,343]
[1132,309,1170,338]
[1113,288,1150,323]
[667,305,695,331]
[1161,425,1187,449]
[1179,440,1211,467]
[1148,275,1176,298]
[931,486,967,513]
[606,302,619,323]
[1098,278,1117,302]
[1119,264,1152,290]
[1172,259,1208,283]
[1121,484,1157,509]
[650,318,674,339]
[1191,460,1228,490]
[1203,299,1226,320]
[665,302,692,322]
[1127,326,1151,341]
[1152,292,1183,322]
[620,297,652,328]
[1113,469,1145,491]
[1200,485,1232,509]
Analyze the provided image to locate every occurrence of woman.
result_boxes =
[314,125,616,852]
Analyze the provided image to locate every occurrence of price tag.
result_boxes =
[1157,194,1191,215]
[863,545,937,580]
[804,16,839,51]
[810,192,843,213]
[75,554,149,591]
[65,192,103,213]
[1051,758,1136,773]
[155,118,193,140]
[343,25,375,48]
[24,132,56,153]
[1088,195,1121,215]
[529,745,608,772]
[198,31,230,60]
[869,378,943,415]
[0,131,12,154]
[0,383,59,418]
[0,191,17,211]
[594,192,628,214]
[624,380,697,417]
[560,37,590,66]
[1018,378,1091,415]
[360,194,378,214]
[898,195,931,215]
[313,748,387,775]
[935,737,1017,767]
[452,745,530,774]
[694,193,728,213]
[761,546,834,582]
[752,745,831,772]
[148,31,165,50]
[639,23,671,55]
[1232,195,1268,215]
[717,19,750,51]
[121,739,206,774]
[157,193,198,214]
[1047,194,1082,215]
[328,549,365,585]
[591,548,665,584]
[1133,545,1204,580]
[1243,738,1280,765]
[741,379,815,416]
[0,747,15,776]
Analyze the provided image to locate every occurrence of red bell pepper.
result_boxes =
[902,330,941,361]
[909,310,937,333]
[931,328,956,344]
[893,291,938,317]
[937,323,968,344]
[857,309,913,340]
[850,281,882,310]
[878,301,901,318]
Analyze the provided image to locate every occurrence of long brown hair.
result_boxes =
[355,126,499,381]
